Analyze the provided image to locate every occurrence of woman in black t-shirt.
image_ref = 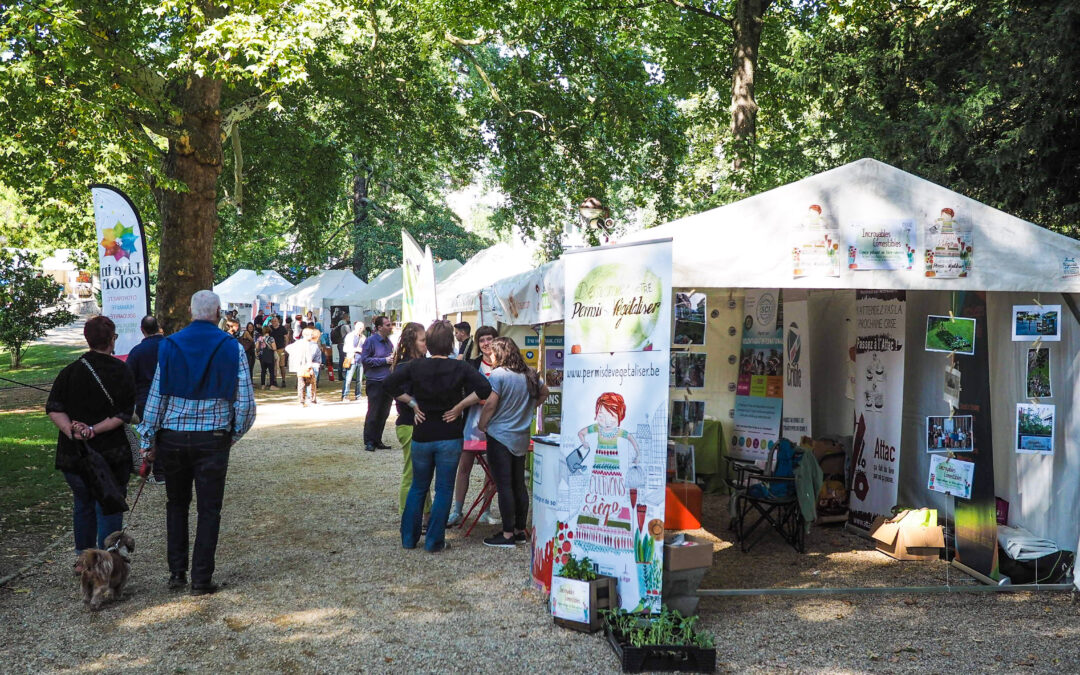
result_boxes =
[46,316,136,555]
[386,320,492,553]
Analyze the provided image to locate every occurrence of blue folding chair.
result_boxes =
[729,439,806,553]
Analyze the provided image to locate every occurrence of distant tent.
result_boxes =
[213,269,293,306]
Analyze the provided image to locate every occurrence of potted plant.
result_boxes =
[602,606,716,673]
[549,552,618,633]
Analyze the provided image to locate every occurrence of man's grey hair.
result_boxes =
[190,290,221,321]
[354,321,365,330]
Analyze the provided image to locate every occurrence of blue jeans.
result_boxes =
[402,439,462,552]
[341,362,361,399]
[63,471,126,553]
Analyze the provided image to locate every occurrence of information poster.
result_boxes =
[924,207,974,278]
[732,289,783,460]
[91,185,151,358]
[849,290,906,533]
[782,296,812,442]
[928,455,975,499]
[791,204,841,278]
[847,219,915,270]
[559,240,671,613]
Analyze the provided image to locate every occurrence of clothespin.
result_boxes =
[949,310,956,322]
[949,404,956,420]
[1033,296,1043,308]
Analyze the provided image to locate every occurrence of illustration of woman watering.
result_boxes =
[578,392,641,488]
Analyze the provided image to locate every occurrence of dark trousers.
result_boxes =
[363,378,393,446]
[260,360,277,386]
[157,430,231,585]
[485,436,528,532]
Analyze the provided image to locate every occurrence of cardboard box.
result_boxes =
[870,509,945,561]
[664,534,713,571]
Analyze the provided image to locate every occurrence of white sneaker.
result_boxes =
[446,510,463,526]
[481,510,501,525]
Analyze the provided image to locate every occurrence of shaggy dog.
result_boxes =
[74,531,134,611]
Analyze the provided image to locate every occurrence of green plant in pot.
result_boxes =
[550,553,617,633]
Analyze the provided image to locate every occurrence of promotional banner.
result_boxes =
[849,290,906,533]
[782,296,812,443]
[924,207,974,278]
[401,229,438,325]
[558,239,671,613]
[791,204,841,278]
[91,185,151,358]
[732,289,783,461]
[493,260,565,325]
[847,219,915,271]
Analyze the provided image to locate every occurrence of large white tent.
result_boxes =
[213,269,294,306]
[618,158,1080,586]
[272,269,367,312]
[330,259,463,317]
[431,243,536,316]
[371,259,464,314]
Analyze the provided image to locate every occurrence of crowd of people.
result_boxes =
[47,290,547,595]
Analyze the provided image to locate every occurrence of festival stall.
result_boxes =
[370,259,464,317]
[271,269,367,327]
[213,269,294,320]
[613,158,1080,587]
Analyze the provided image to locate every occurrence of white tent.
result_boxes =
[330,259,463,316]
[618,158,1080,586]
[213,269,294,306]
[373,259,466,313]
[272,269,367,312]
[488,258,564,326]
[426,243,536,316]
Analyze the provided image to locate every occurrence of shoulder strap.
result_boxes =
[80,357,115,407]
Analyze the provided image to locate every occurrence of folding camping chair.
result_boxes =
[727,438,807,553]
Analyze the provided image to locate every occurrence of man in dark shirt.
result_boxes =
[126,315,166,484]
[360,315,395,452]
[454,322,472,361]
[269,315,289,388]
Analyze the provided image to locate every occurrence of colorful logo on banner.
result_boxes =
[551,239,672,613]
[91,185,150,359]
[732,289,783,460]
[849,290,906,532]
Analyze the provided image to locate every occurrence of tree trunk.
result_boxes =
[351,158,371,282]
[153,75,224,334]
[730,0,772,179]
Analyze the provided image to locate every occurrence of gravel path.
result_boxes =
[3,388,1080,673]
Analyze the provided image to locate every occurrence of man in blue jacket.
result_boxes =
[360,315,394,452]
[126,315,166,484]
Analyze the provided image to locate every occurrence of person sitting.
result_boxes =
[447,325,500,526]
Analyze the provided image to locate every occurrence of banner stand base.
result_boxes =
[844,522,872,540]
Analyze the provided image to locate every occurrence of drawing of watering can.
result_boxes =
[565,445,590,474]
[626,465,647,490]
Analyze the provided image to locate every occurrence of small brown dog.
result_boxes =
[74,530,134,611]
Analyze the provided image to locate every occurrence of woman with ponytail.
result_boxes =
[391,323,431,529]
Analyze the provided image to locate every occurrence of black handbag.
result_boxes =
[78,439,129,516]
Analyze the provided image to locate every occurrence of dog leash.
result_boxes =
[121,462,152,531]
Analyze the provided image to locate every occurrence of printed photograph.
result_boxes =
[1016,403,1055,454]
[674,291,706,346]
[673,444,696,483]
[670,352,706,388]
[1026,347,1052,399]
[926,415,973,453]
[1012,305,1061,342]
[925,315,976,355]
[670,400,706,438]
[943,365,961,407]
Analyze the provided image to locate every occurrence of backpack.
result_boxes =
[257,336,276,363]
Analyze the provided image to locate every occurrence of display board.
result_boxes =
[731,289,783,460]
[91,185,151,358]
[558,239,671,613]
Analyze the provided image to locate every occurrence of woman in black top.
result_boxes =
[391,322,430,525]
[387,320,492,553]
[46,316,136,554]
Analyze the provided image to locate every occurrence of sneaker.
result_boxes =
[483,533,516,548]
[481,510,501,525]
[446,510,462,526]
[146,476,166,486]
[168,573,187,590]
[190,582,219,596]
[513,531,529,544]
[364,443,376,452]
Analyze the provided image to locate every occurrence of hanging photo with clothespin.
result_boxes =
[925,314,976,355]
[943,364,962,407]
[1011,304,1062,342]
[1025,346,1052,399]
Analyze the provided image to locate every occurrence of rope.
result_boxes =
[0,375,51,393]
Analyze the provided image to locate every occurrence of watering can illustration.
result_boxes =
[565,445,591,474]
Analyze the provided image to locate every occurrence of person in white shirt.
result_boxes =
[340,321,366,401]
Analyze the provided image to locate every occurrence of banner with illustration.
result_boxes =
[849,290,906,533]
[401,229,438,325]
[91,185,151,359]
[924,207,974,278]
[732,289,783,460]
[791,204,841,278]
[557,239,671,613]
[782,295,812,443]
[847,219,915,271]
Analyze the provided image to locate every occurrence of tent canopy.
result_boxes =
[489,258,564,326]
[435,243,536,315]
[273,269,366,309]
[330,259,463,311]
[213,269,293,305]
[374,259,464,312]
[621,158,1080,293]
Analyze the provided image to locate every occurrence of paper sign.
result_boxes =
[928,455,975,499]
[847,219,915,270]
[550,576,591,622]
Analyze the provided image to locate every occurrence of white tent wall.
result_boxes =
[807,290,857,441]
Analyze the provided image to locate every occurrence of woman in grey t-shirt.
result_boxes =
[477,337,549,547]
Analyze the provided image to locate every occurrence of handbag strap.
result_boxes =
[80,357,115,408]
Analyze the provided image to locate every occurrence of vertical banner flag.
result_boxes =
[558,239,671,613]
[732,289,783,461]
[782,293,812,442]
[91,185,151,358]
[401,229,437,324]
[849,290,906,532]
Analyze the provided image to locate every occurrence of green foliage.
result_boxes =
[602,606,715,649]
[555,552,598,581]
[0,251,77,368]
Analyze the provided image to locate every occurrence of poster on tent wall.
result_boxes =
[560,239,671,613]
[731,289,783,461]
[848,290,906,533]
[782,294,812,443]
[91,185,151,359]
[791,204,841,278]
[950,291,999,579]
[847,219,915,271]
[924,207,974,278]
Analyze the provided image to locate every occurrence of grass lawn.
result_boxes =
[0,343,84,390]
[0,409,71,534]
